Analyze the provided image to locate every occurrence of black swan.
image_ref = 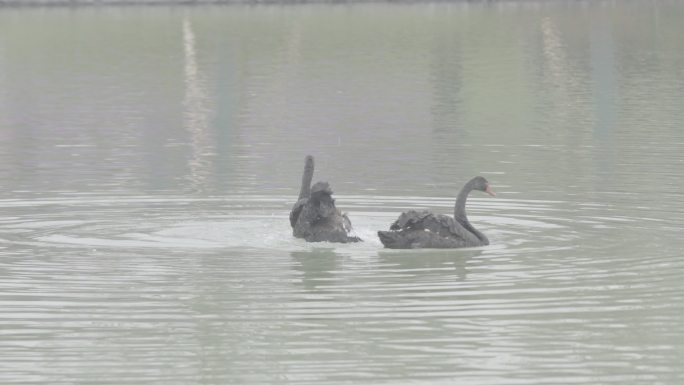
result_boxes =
[290,155,361,243]
[378,176,495,249]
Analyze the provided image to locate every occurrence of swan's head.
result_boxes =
[304,155,314,172]
[310,182,337,218]
[472,176,496,197]
[311,181,333,196]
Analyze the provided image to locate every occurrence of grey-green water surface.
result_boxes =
[1,2,683,384]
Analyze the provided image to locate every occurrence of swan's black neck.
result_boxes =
[454,178,489,245]
[299,156,315,200]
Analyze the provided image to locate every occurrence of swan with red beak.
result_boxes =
[378,176,495,249]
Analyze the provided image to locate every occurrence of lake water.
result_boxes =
[1,2,683,384]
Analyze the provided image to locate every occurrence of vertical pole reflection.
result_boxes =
[540,17,569,113]
[0,44,7,130]
[589,16,617,182]
[182,17,214,192]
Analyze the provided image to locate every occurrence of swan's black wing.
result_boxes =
[390,210,432,230]
[379,210,455,248]
[390,210,477,243]
[389,210,460,235]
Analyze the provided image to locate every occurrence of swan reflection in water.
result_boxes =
[379,249,482,282]
[291,248,481,294]
[290,249,341,291]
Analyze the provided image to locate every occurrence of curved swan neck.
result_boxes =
[299,156,315,200]
[454,178,476,222]
[454,178,489,245]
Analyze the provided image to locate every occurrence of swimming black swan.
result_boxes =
[290,155,361,243]
[378,176,495,249]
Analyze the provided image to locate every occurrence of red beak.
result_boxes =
[485,184,496,197]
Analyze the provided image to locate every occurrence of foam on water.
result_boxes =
[0,194,608,257]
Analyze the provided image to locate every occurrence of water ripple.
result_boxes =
[0,193,681,384]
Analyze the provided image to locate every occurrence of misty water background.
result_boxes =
[1,2,683,384]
